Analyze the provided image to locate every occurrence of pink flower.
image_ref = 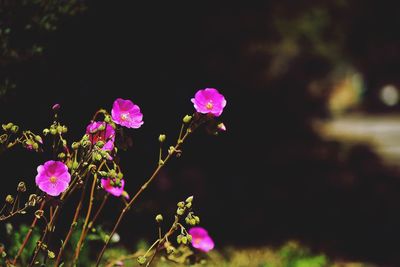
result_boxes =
[191,88,227,117]
[111,98,144,128]
[188,227,215,252]
[35,160,71,196]
[86,121,115,151]
[101,178,125,197]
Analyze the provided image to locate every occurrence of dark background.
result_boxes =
[2,1,400,265]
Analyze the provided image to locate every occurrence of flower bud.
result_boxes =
[62,126,68,133]
[96,141,105,148]
[72,142,80,150]
[176,207,185,216]
[43,129,50,136]
[194,216,200,224]
[166,245,175,254]
[32,142,39,150]
[217,122,226,132]
[177,234,183,244]
[158,134,166,143]
[50,128,57,135]
[5,195,14,204]
[187,234,192,242]
[183,115,192,123]
[185,202,192,209]
[185,196,193,203]
[57,125,63,134]
[58,152,66,159]
[168,146,175,155]
[28,194,37,206]
[155,214,163,222]
[72,161,79,170]
[177,201,185,208]
[0,134,7,143]
[35,135,43,144]
[34,209,44,219]
[17,182,26,192]
[98,171,108,177]
[10,125,19,133]
[2,122,13,131]
[52,104,60,111]
[137,256,147,265]
[181,236,188,244]
[104,115,112,123]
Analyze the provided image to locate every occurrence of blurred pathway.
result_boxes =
[316,113,400,167]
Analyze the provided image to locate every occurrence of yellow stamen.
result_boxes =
[49,176,57,184]
[206,102,213,110]
[120,113,129,121]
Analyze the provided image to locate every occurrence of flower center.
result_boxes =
[120,113,129,121]
[193,238,201,245]
[49,176,57,184]
[206,101,213,110]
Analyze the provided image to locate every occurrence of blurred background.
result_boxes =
[2,0,400,265]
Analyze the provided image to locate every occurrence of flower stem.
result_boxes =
[12,200,46,265]
[54,180,87,266]
[95,129,191,266]
[73,171,99,264]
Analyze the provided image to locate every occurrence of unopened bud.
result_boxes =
[177,201,185,208]
[217,122,226,132]
[96,141,105,148]
[32,142,39,150]
[52,104,60,111]
[187,234,192,242]
[17,182,26,192]
[10,125,19,133]
[2,122,13,131]
[104,115,111,123]
[43,129,50,136]
[183,115,192,123]
[137,256,147,265]
[34,209,44,219]
[185,202,192,209]
[72,142,80,150]
[177,207,185,216]
[155,214,163,222]
[181,236,188,244]
[158,134,166,143]
[5,195,14,204]
[62,126,68,133]
[185,196,193,203]
[58,152,66,159]
[50,128,57,135]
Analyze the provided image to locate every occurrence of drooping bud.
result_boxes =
[137,256,147,265]
[183,115,192,123]
[34,209,44,219]
[10,125,19,133]
[158,134,166,143]
[5,195,14,204]
[155,214,163,222]
[17,182,26,192]
[185,196,193,203]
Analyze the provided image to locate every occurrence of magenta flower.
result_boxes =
[188,227,215,252]
[35,160,71,196]
[101,178,125,197]
[111,98,144,128]
[191,88,227,117]
[86,121,115,151]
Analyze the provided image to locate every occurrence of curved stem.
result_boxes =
[95,129,191,266]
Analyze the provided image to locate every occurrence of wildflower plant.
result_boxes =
[0,88,226,266]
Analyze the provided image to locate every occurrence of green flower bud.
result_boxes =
[58,152,66,159]
[72,142,80,150]
[28,194,37,206]
[166,245,175,254]
[176,207,185,216]
[108,169,117,178]
[168,146,175,155]
[50,128,57,135]
[82,134,89,141]
[3,122,13,131]
[98,124,105,131]
[185,202,192,209]
[185,196,193,203]
[98,171,108,177]
[177,201,185,208]
[57,125,63,134]
[17,182,26,192]
[187,234,192,242]
[5,195,14,204]
[190,218,196,225]
[72,161,79,170]
[181,236,188,244]
[155,214,163,222]
[104,115,112,123]
[62,126,68,133]
[10,125,19,133]
[96,141,105,148]
[194,216,200,224]
[32,142,39,150]
[43,129,50,136]
[34,135,43,143]
[158,134,166,143]
[177,234,183,244]
[93,152,102,162]
[185,217,190,225]
[183,115,192,123]
[117,172,123,179]
[137,256,147,265]
[47,250,55,259]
